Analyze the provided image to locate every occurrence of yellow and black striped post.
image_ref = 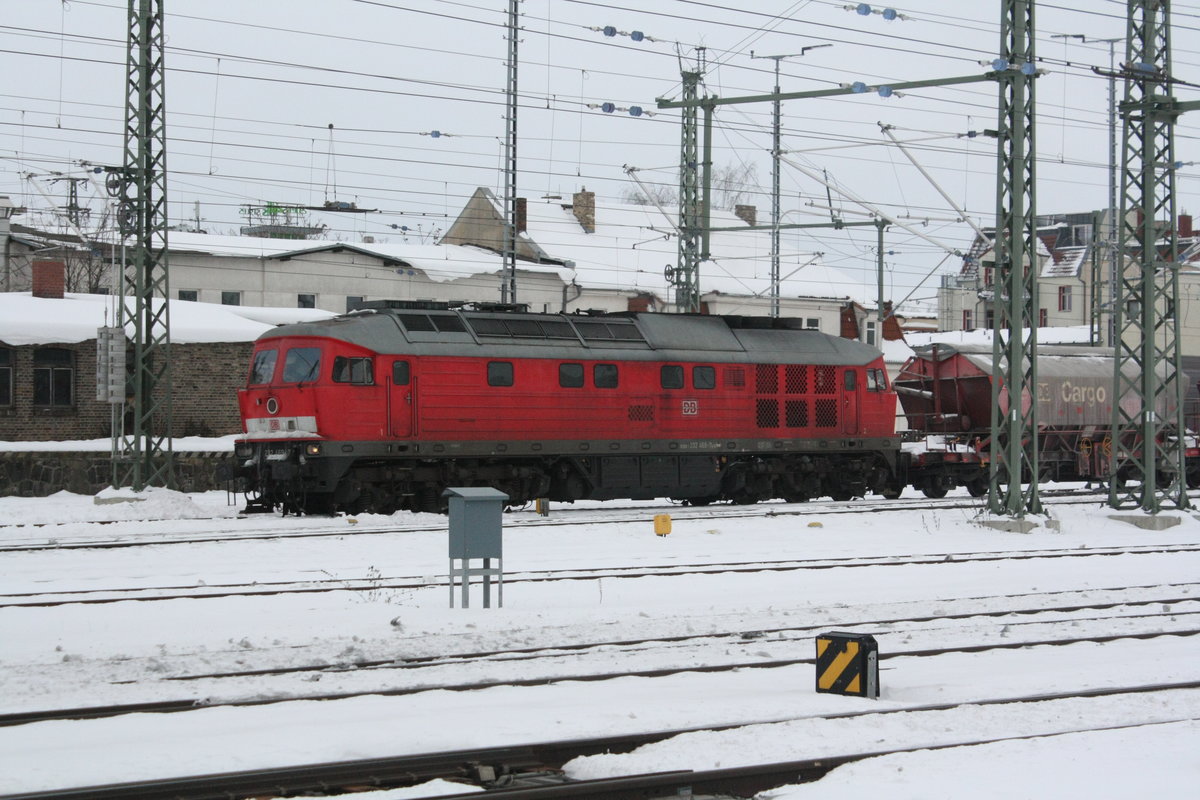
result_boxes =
[816,632,879,698]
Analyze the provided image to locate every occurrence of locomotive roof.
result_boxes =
[256,309,884,366]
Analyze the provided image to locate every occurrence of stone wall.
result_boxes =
[0,451,235,497]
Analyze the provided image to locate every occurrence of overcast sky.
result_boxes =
[1,0,1197,306]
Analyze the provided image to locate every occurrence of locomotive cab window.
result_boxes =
[844,371,856,391]
[487,361,514,387]
[393,360,410,386]
[282,347,321,383]
[333,356,374,385]
[249,349,278,385]
[559,363,583,388]
[594,363,618,389]
[867,368,886,392]
[693,366,715,390]
[660,365,683,389]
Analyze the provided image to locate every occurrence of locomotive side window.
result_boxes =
[867,368,885,392]
[559,363,584,388]
[661,365,684,389]
[594,363,618,389]
[693,366,716,389]
[333,356,374,385]
[487,361,514,387]
[249,349,278,385]
[282,347,321,383]
[393,360,410,386]
[844,371,856,391]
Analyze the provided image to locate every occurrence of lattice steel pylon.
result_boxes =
[113,0,174,490]
[1109,0,1189,512]
[988,0,1042,517]
[672,71,704,313]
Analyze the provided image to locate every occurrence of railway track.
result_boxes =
[0,486,1125,553]
[4,684,1196,800]
[5,592,1196,727]
[6,541,1197,608]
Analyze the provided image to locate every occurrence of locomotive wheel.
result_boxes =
[965,478,988,498]
[921,484,949,499]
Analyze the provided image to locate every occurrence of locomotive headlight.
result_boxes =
[234,442,253,458]
[306,443,322,456]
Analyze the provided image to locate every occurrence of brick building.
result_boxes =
[0,261,332,442]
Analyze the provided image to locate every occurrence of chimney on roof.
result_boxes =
[1180,214,1193,238]
[515,197,527,234]
[734,204,757,227]
[572,188,595,233]
[32,259,65,299]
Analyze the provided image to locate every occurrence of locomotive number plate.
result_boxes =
[682,399,699,416]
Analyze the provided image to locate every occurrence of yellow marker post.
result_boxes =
[653,514,672,536]
[815,632,879,698]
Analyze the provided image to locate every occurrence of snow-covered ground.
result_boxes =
[1,489,1198,798]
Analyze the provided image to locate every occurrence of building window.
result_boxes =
[1058,285,1072,312]
[693,365,716,389]
[346,296,364,312]
[985,309,994,329]
[559,363,583,388]
[1039,308,1048,327]
[864,320,877,347]
[178,290,198,302]
[962,310,974,331]
[0,348,11,406]
[804,318,820,331]
[660,365,684,389]
[221,291,241,306]
[983,267,993,287]
[33,347,73,407]
[594,363,618,389]
[487,361,514,387]
[298,293,316,309]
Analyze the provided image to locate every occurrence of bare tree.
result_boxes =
[711,162,760,211]
[621,183,677,207]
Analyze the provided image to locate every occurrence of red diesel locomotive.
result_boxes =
[228,303,902,514]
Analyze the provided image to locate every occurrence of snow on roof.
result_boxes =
[170,232,572,284]
[521,197,870,303]
[906,325,1094,350]
[1041,244,1089,279]
[0,292,335,347]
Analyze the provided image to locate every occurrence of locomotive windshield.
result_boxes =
[249,349,277,385]
[282,347,321,383]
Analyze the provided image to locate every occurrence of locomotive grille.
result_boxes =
[756,398,780,428]
[785,364,808,394]
[628,404,654,422]
[725,367,746,387]
[815,365,836,394]
[756,364,779,393]
[815,398,838,428]
[786,400,808,428]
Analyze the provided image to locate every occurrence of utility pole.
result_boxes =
[500,0,519,305]
[750,45,832,318]
[1108,0,1196,512]
[112,0,174,491]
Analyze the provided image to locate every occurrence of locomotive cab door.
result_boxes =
[389,359,414,437]
[842,369,860,435]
